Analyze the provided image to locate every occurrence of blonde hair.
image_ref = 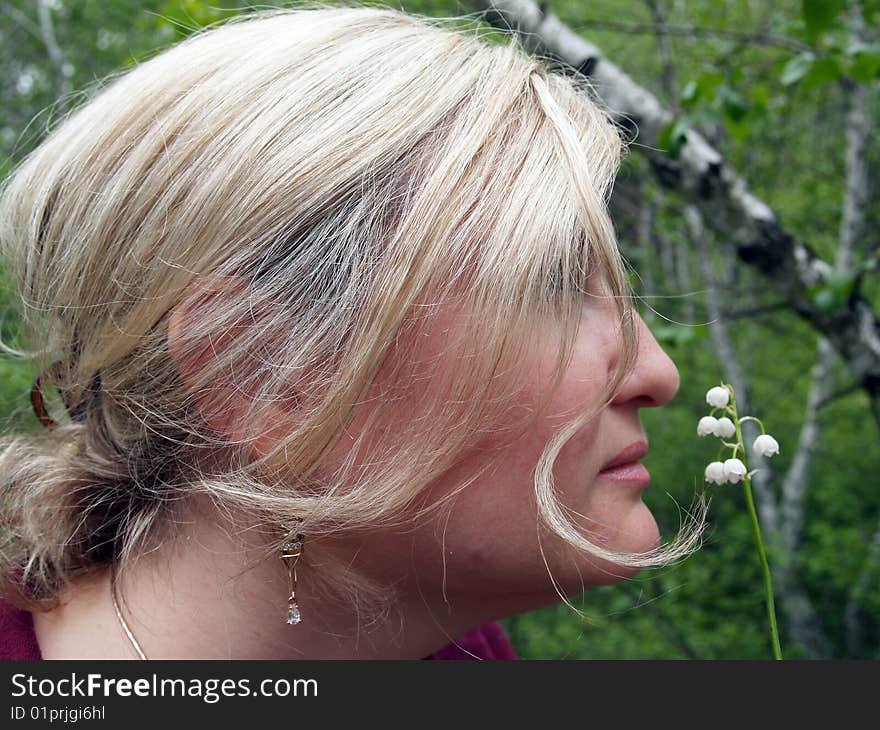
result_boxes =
[0,2,705,617]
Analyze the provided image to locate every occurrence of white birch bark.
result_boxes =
[469,0,880,424]
[37,0,72,102]
[688,206,831,658]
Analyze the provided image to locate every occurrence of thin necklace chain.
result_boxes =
[109,523,300,660]
[109,563,147,660]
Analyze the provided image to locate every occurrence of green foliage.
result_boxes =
[781,52,819,85]
[802,0,848,42]
[782,46,880,89]
[647,320,709,349]
[152,0,240,38]
[674,71,755,148]
[658,116,692,158]
[808,268,856,314]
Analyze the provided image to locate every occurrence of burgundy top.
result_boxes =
[0,596,516,660]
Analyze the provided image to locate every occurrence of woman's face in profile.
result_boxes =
[306,274,681,615]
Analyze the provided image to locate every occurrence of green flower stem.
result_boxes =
[729,388,783,660]
[741,474,783,660]
[738,415,766,433]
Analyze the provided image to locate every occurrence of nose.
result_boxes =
[611,311,680,408]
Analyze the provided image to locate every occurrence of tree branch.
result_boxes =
[725,300,791,320]
[37,0,72,102]
[779,15,871,563]
[645,0,679,111]
[469,0,880,430]
[0,3,42,43]
[815,379,863,410]
[567,18,810,53]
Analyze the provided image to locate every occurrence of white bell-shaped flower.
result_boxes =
[714,417,736,439]
[704,461,726,485]
[706,386,730,409]
[723,458,747,483]
[753,434,780,458]
[698,416,719,437]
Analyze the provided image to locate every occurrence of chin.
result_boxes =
[612,500,662,556]
[561,502,662,591]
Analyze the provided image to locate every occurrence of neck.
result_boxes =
[31,496,510,660]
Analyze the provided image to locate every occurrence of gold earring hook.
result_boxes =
[280,521,304,625]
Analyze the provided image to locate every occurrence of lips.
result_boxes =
[598,440,651,485]
[600,440,649,472]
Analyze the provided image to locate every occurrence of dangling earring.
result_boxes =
[280,520,304,625]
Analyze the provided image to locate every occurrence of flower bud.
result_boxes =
[704,461,726,484]
[706,386,730,408]
[723,458,747,483]
[714,417,736,439]
[698,416,719,437]
[753,434,780,458]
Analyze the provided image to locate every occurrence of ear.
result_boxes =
[167,274,291,456]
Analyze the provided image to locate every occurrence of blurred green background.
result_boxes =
[2,0,878,658]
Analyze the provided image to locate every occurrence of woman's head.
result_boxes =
[0,2,704,619]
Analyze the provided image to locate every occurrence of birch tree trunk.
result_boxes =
[469,0,880,427]
[688,207,831,658]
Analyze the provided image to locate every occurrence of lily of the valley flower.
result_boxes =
[723,458,747,483]
[705,461,726,484]
[698,416,719,437]
[706,385,730,409]
[753,434,780,458]
[714,417,736,439]
[697,415,736,439]
[696,381,783,659]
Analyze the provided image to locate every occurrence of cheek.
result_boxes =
[403,412,660,599]
[409,331,656,593]
[397,388,605,593]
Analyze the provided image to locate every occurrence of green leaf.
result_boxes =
[801,56,844,89]
[725,115,750,142]
[680,73,723,109]
[825,269,855,298]
[802,0,847,41]
[750,85,770,112]
[781,52,815,85]
[698,72,724,94]
[848,42,880,56]
[681,80,699,106]
[808,269,854,313]
[692,106,724,127]
[858,256,879,274]
[650,324,699,348]
[811,287,840,313]
[720,87,748,123]
[154,0,232,39]
[658,116,691,159]
[847,44,880,82]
